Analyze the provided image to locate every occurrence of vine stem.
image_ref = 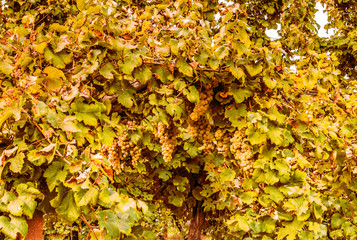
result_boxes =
[0,7,8,23]
[0,86,71,165]
[278,90,302,114]
[21,109,72,165]
[80,216,99,240]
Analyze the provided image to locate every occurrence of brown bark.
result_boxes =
[187,201,205,240]
[25,210,43,240]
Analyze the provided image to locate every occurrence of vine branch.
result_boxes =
[80,216,99,240]
[21,109,72,165]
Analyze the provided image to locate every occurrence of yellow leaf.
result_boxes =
[44,66,65,91]
[34,42,48,54]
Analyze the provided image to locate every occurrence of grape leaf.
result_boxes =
[176,58,193,77]
[246,62,263,77]
[0,216,28,239]
[9,152,25,173]
[134,66,152,84]
[0,61,14,76]
[220,168,236,182]
[168,192,185,207]
[98,210,121,237]
[56,191,81,222]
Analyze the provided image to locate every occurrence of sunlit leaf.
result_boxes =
[0,61,14,76]
[176,58,193,77]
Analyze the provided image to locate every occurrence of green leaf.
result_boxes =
[263,73,277,89]
[238,27,251,48]
[44,48,66,69]
[264,186,284,203]
[246,62,263,77]
[277,218,304,240]
[224,104,247,127]
[258,194,273,207]
[120,55,142,75]
[99,62,115,79]
[0,61,14,76]
[267,125,284,145]
[227,215,250,232]
[0,216,28,239]
[157,168,172,181]
[27,150,47,166]
[208,58,220,70]
[229,66,245,81]
[98,210,121,237]
[168,192,185,207]
[173,176,189,192]
[272,160,290,176]
[176,58,193,77]
[0,111,14,130]
[166,103,184,118]
[313,204,323,220]
[44,161,68,191]
[267,107,286,124]
[98,126,116,146]
[169,39,179,55]
[267,6,275,14]
[98,188,119,208]
[236,215,250,232]
[9,152,25,173]
[283,197,309,215]
[75,113,98,126]
[220,168,236,182]
[56,191,81,222]
[249,130,267,145]
[133,66,152,84]
[49,23,68,33]
[261,217,276,233]
[216,46,230,60]
[184,142,198,157]
[264,171,280,184]
[118,89,135,108]
[331,213,344,230]
[18,196,38,219]
[240,191,258,204]
[183,85,200,103]
[229,85,252,103]
[174,79,187,91]
[74,186,99,207]
[195,50,210,65]
[153,66,174,83]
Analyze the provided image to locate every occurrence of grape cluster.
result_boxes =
[230,130,253,174]
[214,129,232,157]
[43,214,74,237]
[188,117,214,155]
[155,122,177,162]
[101,130,141,171]
[207,77,219,89]
[189,88,214,121]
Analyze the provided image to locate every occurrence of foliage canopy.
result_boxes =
[1,0,357,239]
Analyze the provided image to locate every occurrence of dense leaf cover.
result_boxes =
[1,0,357,239]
